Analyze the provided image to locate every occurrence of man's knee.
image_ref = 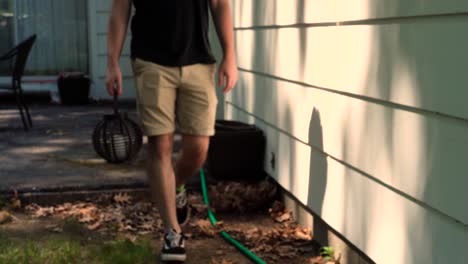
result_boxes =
[182,137,209,165]
[148,135,173,161]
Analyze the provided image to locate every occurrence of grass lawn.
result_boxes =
[0,233,156,264]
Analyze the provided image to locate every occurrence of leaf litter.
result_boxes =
[24,194,163,237]
[8,181,321,263]
[207,179,278,213]
[0,210,12,224]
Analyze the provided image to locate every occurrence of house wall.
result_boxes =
[227,1,468,263]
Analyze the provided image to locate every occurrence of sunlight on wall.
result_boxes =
[231,1,468,263]
[275,127,314,204]
[234,0,373,26]
[234,0,253,27]
[320,159,346,230]
[294,144,312,202]
[391,63,426,198]
[367,192,406,263]
[235,22,433,210]
[234,0,468,27]
[277,133,293,191]
[275,0,297,25]
[303,26,374,98]
[235,31,254,72]
[276,29,301,81]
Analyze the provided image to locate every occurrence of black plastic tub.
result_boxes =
[206,120,266,182]
[57,72,91,105]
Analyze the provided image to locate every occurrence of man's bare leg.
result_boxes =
[175,135,210,187]
[147,134,181,233]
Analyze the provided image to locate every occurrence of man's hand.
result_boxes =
[106,64,123,96]
[218,57,238,93]
[210,0,237,93]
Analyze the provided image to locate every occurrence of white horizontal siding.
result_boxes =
[229,0,468,263]
[236,18,468,119]
[234,0,468,28]
[227,105,468,264]
[231,71,468,224]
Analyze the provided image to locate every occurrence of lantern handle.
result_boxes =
[113,87,119,115]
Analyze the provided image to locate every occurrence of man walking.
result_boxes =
[106,0,237,261]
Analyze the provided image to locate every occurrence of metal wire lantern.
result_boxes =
[92,92,143,164]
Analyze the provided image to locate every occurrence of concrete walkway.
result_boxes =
[0,103,151,192]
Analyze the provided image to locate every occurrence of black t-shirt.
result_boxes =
[131,0,216,67]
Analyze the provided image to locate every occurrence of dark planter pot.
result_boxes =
[206,120,266,182]
[57,72,91,105]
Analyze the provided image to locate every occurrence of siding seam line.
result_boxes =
[234,12,468,30]
[226,101,468,228]
[238,68,468,124]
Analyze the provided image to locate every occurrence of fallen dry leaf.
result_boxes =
[191,203,208,213]
[123,224,136,232]
[192,219,217,237]
[79,214,95,223]
[0,211,12,224]
[309,256,338,264]
[211,258,234,264]
[10,190,21,209]
[78,206,97,217]
[114,193,131,204]
[101,212,116,223]
[52,227,64,233]
[245,227,260,240]
[294,228,312,240]
[45,224,63,233]
[87,221,102,231]
[309,256,324,264]
[269,200,285,216]
[275,211,292,223]
[33,207,55,218]
[122,233,137,243]
[54,203,72,213]
[277,245,294,258]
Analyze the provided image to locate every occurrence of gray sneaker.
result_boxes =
[176,190,190,225]
[161,229,186,262]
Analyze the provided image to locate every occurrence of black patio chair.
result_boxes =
[0,35,37,131]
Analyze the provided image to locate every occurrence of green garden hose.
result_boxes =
[199,169,266,264]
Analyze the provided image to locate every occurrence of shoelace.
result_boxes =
[166,229,185,248]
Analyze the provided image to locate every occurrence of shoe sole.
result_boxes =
[161,253,187,262]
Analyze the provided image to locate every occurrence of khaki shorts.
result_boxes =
[132,58,218,136]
